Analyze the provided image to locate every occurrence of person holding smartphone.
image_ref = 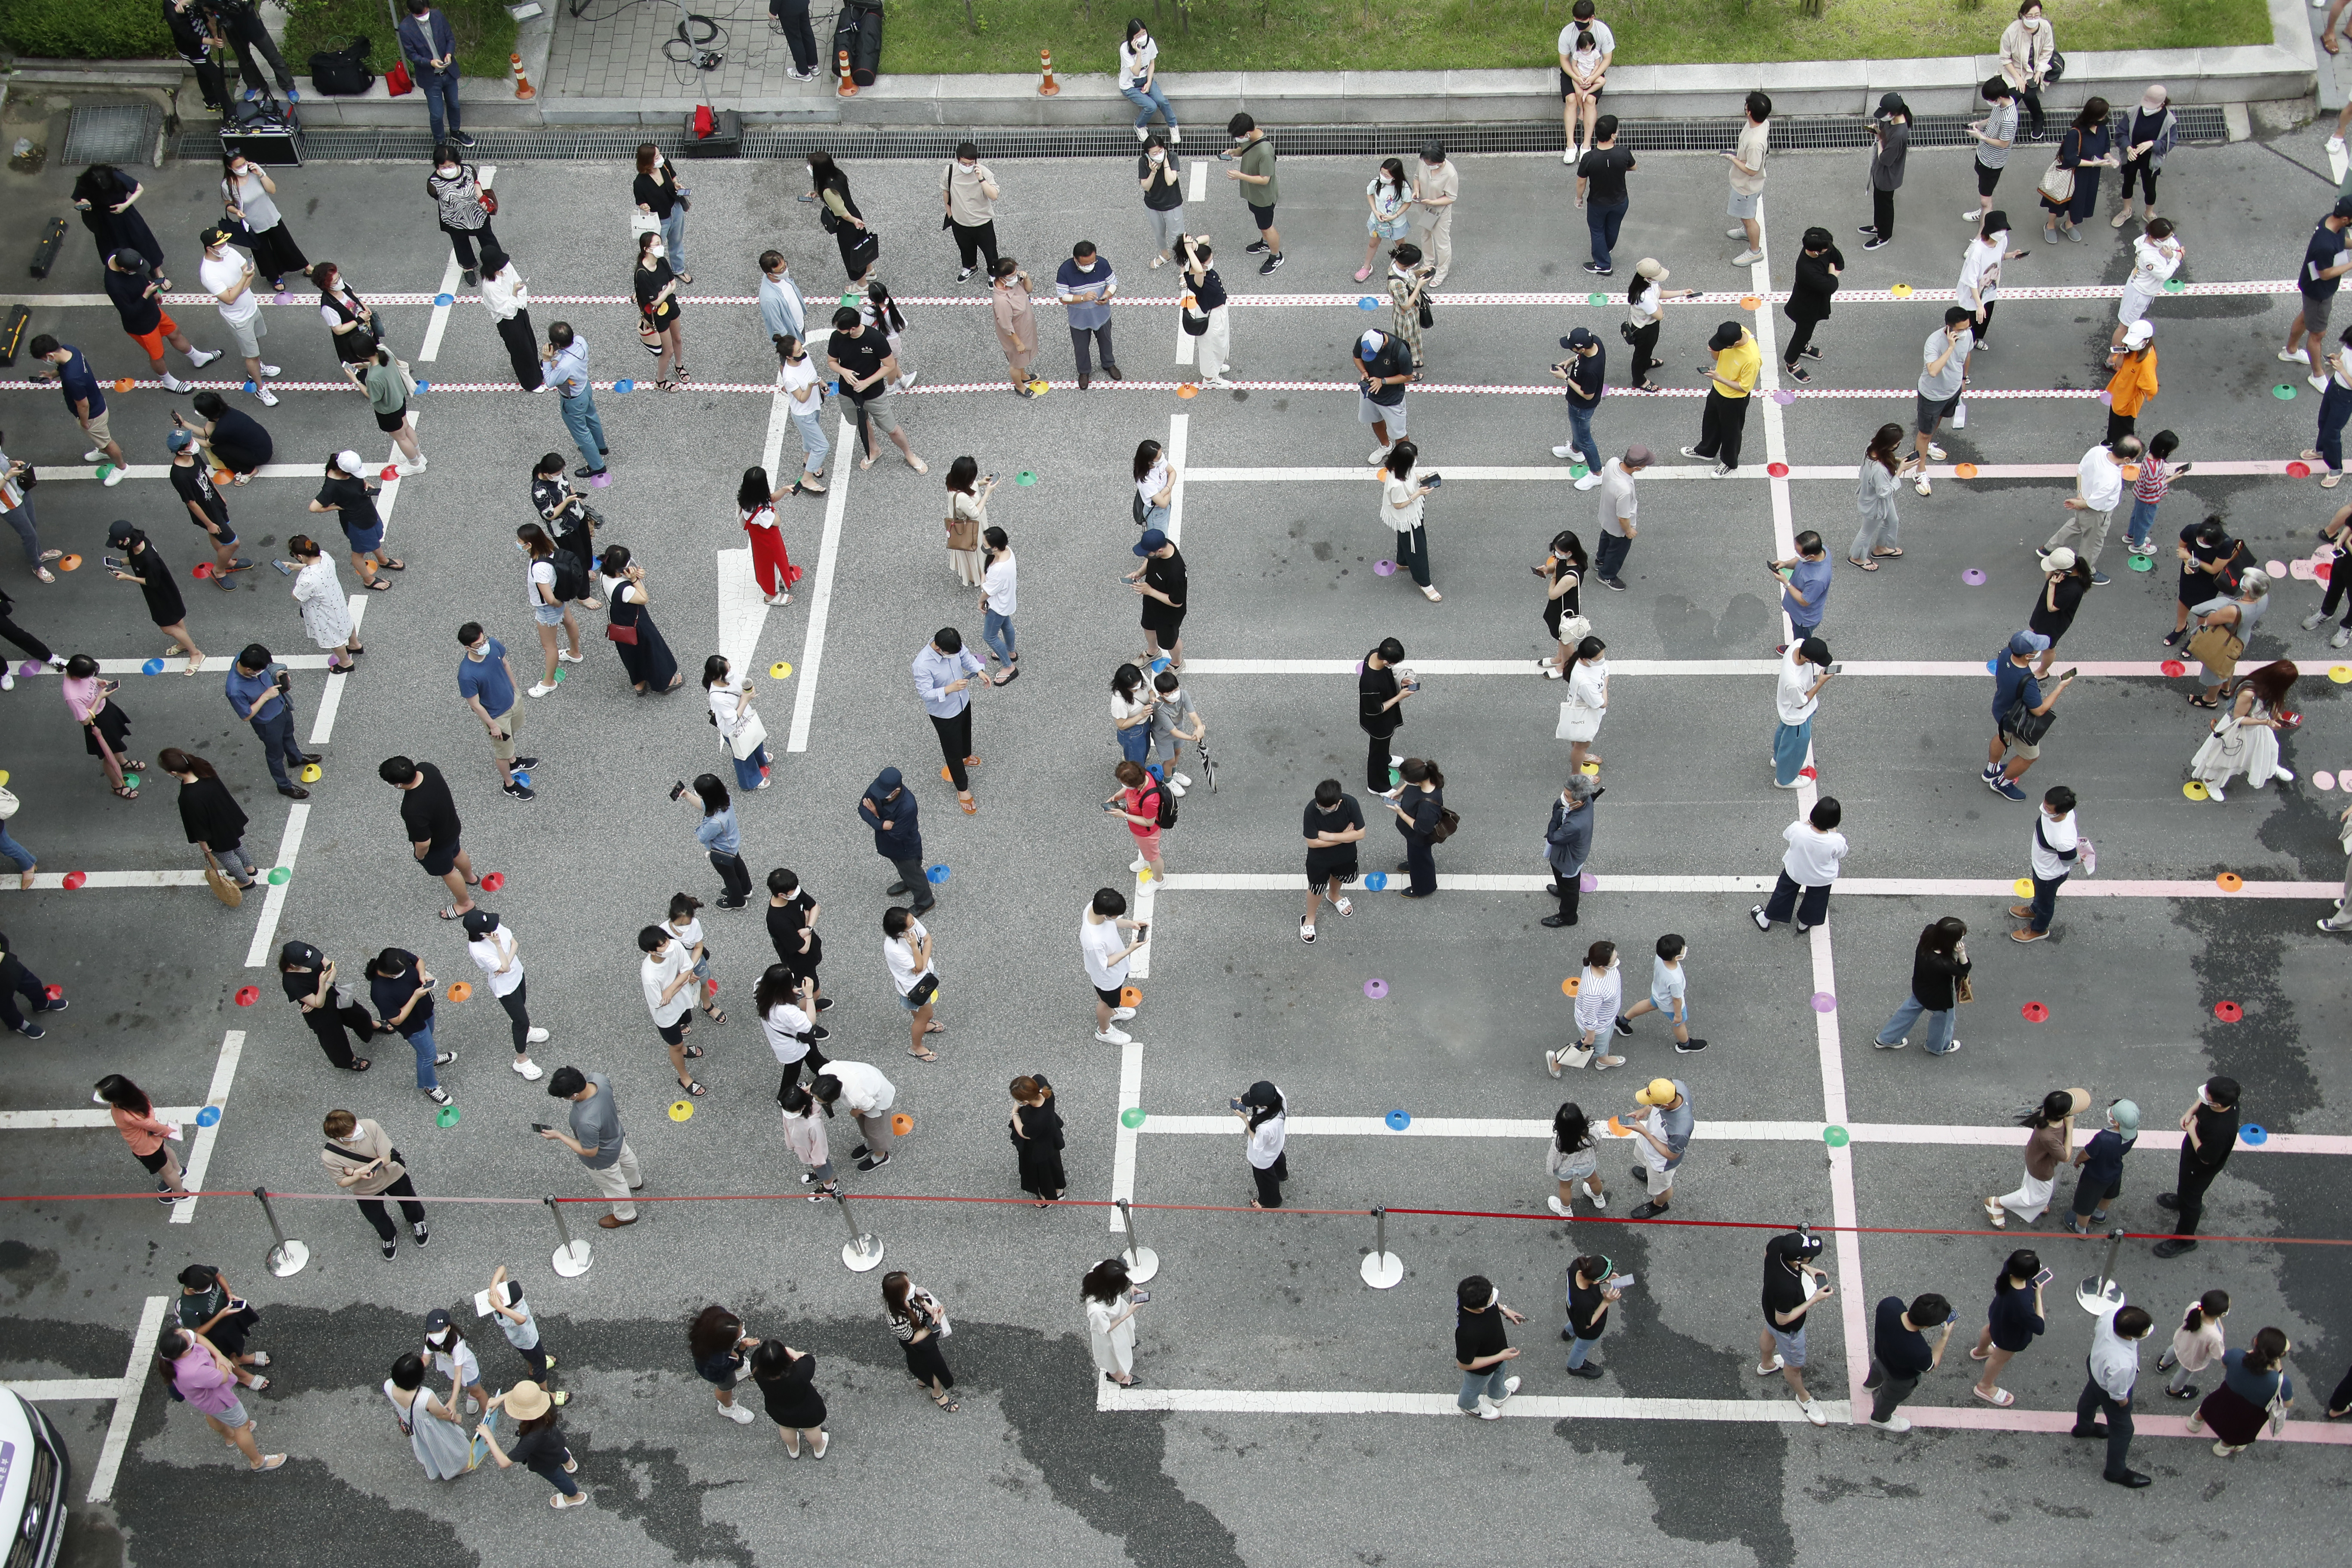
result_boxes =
[1967,1250,2047,1407]
[1082,1256,1145,1387]
[1865,1291,1954,1433]
[1081,887,1147,1045]
[1234,1080,1288,1209]
[1771,637,1835,790]
[1758,1229,1833,1425]
[321,1107,429,1260]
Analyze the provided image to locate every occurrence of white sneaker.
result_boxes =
[557,649,584,664]
[2281,347,2313,364]
[720,1402,756,1424]
[254,386,279,406]
[1732,249,1763,267]
[1130,855,1150,873]
[1964,205,1991,220]
[1798,1397,1828,1426]
[2304,611,2328,631]
[1168,778,1188,797]
[2207,784,2226,802]
[83,448,107,463]
[1874,1037,1909,1050]
[1468,1399,1501,1419]
[259,363,281,377]
[1111,1006,1137,1021]
[1562,147,1577,165]
[1094,1025,1133,1044]
[1553,444,1577,459]
[1586,1186,1606,1210]
[1757,1354,1785,1375]
[2315,375,2331,394]
[1204,375,1236,388]
[102,466,125,487]
[513,1057,544,1079]
[896,371,919,392]
[1498,1376,1521,1402]
[2334,626,2352,648]
[2333,135,2347,154]
[1136,125,1151,141]
[527,682,555,698]
[526,1026,550,1044]
[1548,1196,1572,1216]
[1868,1415,1912,1433]
[2278,766,2298,781]
[1923,442,1947,462]
[1369,447,1392,466]
[1544,1049,1562,1079]
[1171,772,1192,787]
[1574,473,1604,490]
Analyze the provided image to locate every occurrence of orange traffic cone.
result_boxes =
[511,52,536,99]
[1038,47,1060,96]
[837,49,858,97]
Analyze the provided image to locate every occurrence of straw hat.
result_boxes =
[503,1380,552,1420]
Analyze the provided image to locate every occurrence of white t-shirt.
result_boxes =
[640,943,694,1025]
[1558,18,1615,56]
[2076,446,2124,512]
[2029,808,2080,882]
[527,558,556,608]
[1246,1100,1288,1169]
[1568,658,1608,716]
[820,1058,894,1115]
[983,552,1017,616]
[884,921,931,995]
[491,1282,539,1350]
[1782,821,1849,887]
[428,1337,481,1390]
[1598,461,1637,536]
[2125,235,2183,295]
[1573,963,1622,1032]
[1626,287,1663,327]
[1138,460,1171,510]
[1118,33,1157,87]
[667,915,705,956]
[1776,647,1819,725]
[1381,474,1424,531]
[763,1000,816,1065]
[466,925,525,998]
[1957,236,2005,307]
[778,355,823,407]
[1081,913,1130,990]
[1650,956,1687,1011]
[199,252,259,324]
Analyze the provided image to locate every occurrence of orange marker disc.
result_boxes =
[1561,976,1580,996]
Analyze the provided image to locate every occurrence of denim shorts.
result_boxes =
[1768,1323,1808,1367]
[533,602,567,627]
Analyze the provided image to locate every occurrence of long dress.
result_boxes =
[292,557,353,652]
[74,169,164,270]
[1011,1099,1066,1199]
[1852,459,1902,560]
[386,1382,471,1480]
[605,576,679,693]
[2188,698,2285,791]
[1086,1295,1136,1378]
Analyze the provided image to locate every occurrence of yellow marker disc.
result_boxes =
[1137,867,1153,882]
[2013,878,2034,898]
[769,661,793,679]
[669,1099,695,1121]
[0,770,9,787]
[2331,665,2352,685]
[1580,761,1601,776]
[1889,283,1914,297]
[2183,780,2208,800]
[300,763,322,783]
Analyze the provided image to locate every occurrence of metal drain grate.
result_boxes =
[64,102,162,166]
[175,103,2230,164]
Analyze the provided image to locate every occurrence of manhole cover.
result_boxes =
[62,104,159,166]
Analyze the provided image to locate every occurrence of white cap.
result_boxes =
[334,449,365,475]
[2122,320,2154,349]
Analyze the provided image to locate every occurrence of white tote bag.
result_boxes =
[728,710,770,761]
[1556,701,1601,742]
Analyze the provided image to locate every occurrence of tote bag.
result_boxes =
[728,710,769,761]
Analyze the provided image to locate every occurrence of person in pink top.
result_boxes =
[159,1322,286,1471]
[97,1073,191,1203]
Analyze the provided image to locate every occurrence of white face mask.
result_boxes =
[649,242,667,259]
[1148,150,1164,163]
[514,540,528,553]
[437,165,458,179]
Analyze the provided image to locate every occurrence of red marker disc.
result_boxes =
[481,872,505,891]
[1798,765,1817,780]
[2288,461,2312,479]
[2020,1001,2049,1023]
[2214,1000,2243,1022]
[234,986,260,1006]
[381,465,401,481]
[61,870,87,890]
[45,985,63,1001]
[192,562,211,579]
[2160,660,2186,677]
[1767,461,1790,478]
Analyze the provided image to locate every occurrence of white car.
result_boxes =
[0,1388,69,1568]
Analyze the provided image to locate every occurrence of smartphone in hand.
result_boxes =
[1131,1289,1150,1303]
[531,1121,553,1134]
[2031,1267,2055,1287]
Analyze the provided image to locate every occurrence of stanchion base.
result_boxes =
[551,1239,593,1277]
[266,1240,309,1278]
[1121,1244,1159,1284]
[842,1236,886,1273]
[2075,1277,2124,1314]
[1360,1250,1404,1289]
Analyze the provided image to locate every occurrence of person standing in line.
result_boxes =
[1771,638,1835,793]
[218,151,309,291]
[1864,1291,1953,1433]
[309,453,394,592]
[2104,322,2159,447]
[1769,534,1833,649]
[769,336,833,492]
[2010,783,2079,943]
[825,307,924,471]
[2000,1,2055,139]
[62,650,144,799]
[807,152,880,284]
[1622,933,1705,1055]
[2041,99,2116,245]
[1850,424,1908,569]
[1858,93,1910,250]
[1150,665,1206,786]
[1357,637,1412,792]
[941,460,993,589]
[98,1074,189,1202]
[1382,757,1446,899]
[2188,1327,2297,1457]
[2155,1292,2229,1400]
[1624,260,1697,391]
[0,934,58,1035]
[1354,326,1417,464]
[1411,141,1459,285]
[1986,1087,2086,1229]
[769,0,821,79]
[312,261,381,369]
[456,623,535,801]
[1140,136,1187,273]
[2155,1076,2240,1258]
[683,774,755,910]
[1223,114,1283,273]
[25,337,126,482]
[321,1108,429,1257]
[940,143,1000,283]
[2111,220,2184,352]
[369,947,453,1106]
[1556,0,1614,159]
[165,431,248,583]
[1234,1080,1289,1209]
[2064,1098,2140,1237]
[463,910,548,1081]
[1083,1258,1142,1386]
[1355,157,1411,285]
[197,228,279,406]
[102,248,220,394]
[1106,758,1167,879]
[279,941,375,1072]
[913,628,985,814]
[70,162,163,271]
[537,323,609,484]
[1376,443,1441,603]
[702,656,772,794]
[426,147,497,288]
[882,907,943,1064]
[2025,550,2092,676]
[350,345,429,475]
[1301,777,1366,942]
[1384,242,1433,368]
[1574,115,1635,276]
[1621,1076,1690,1219]
[1118,19,1179,141]
[1681,322,1758,477]
[757,251,804,349]
[1751,797,1847,934]
[1592,445,1648,589]
[1724,92,1770,266]
[397,0,473,148]
[1540,773,1597,931]
[779,1079,834,1198]
[382,1350,467,1481]
[517,523,585,698]
[285,536,359,672]
[1966,1250,2046,1407]
[665,891,726,1026]
[474,1380,585,1505]
[748,1339,828,1460]
[379,756,478,919]
[1537,530,1589,680]
[542,1066,643,1228]
[976,527,1019,683]
[688,1306,760,1424]
[422,1308,489,1417]
[815,1056,902,1168]
[1985,630,2071,800]
[1550,328,1607,483]
[760,965,829,1095]
[986,259,1041,398]
[1010,1075,1065,1204]
[1547,1104,1604,1215]
[1453,1276,1525,1419]
[161,749,256,890]
[2074,1301,2156,1485]
[482,1264,560,1392]
[1779,230,1841,383]
[1957,213,2027,356]
[1057,242,1121,389]
[1908,308,1975,498]
[2112,85,2177,231]
[1560,635,1608,775]
[164,1325,286,1473]
[225,645,315,799]
[738,466,805,607]
[2306,337,2352,493]
[634,231,687,391]
[2284,199,2352,375]
[1871,916,1970,1057]
[881,1273,957,1411]
[859,768,931,913]
[633,144,692,285]
[1081,887,1147,1045]
[180,392,275,487]
[1132,440,1178,533]
[2043,433,2137,585]
[1756,1229,1834,1424]
[476,248,542,390]
[0,436,57,584]
[2183,572,2272,712]
[1964,78,2021,225]
[1549,937,1626,1075]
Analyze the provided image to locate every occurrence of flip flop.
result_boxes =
[364,577,392,591]
[438,905,466,920]
[682,1044,704,1059]
[1871,548,1904,558]
[677,1078,707,1096]
[1972,1386,2015,1407]
[378,559,406,572]
[349,1058,372,1071]
[909,1048,940,1061]
[1847,557,1879,571]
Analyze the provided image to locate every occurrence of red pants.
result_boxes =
[747,525,802,596]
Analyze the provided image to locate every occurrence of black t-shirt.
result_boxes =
[398,762,461,849]
[1191,266,1227,312]
[1399,788,1442,842]
[105,265,162,335]
[1564,348,1606,408]
[2028,575,2087,638]
[829,328,888,391]
[2305,222,2345,300]
[767,891,823,972]
[208,407,273,465]
[1577,146,1636,205]
[1302,796,1365,848]
[1142,550,1187,621]
[1761,1238,1811,1327]
[2180,525,2244,594]
[171,462,228,527]
[1359,663,1400,736]
[369,950,433,1033]
[1874,1296,1933,1376]
[1566,1274,1609,1340]
[1139,153,1185,210]
[635,260,679,328]
[1358,334,1413,405]
[633,169,678,217]
[317,475,380,536]
[1454,1303,1507,1368]
[2187,1100,2239,1169]
[505,1424,569,1476]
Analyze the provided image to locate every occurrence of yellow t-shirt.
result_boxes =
[1711,334,1761,399]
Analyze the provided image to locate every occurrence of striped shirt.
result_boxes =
[2132,456,2176,504]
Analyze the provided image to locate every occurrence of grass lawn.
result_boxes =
[883,0,2271,74]
[284,0,517,80]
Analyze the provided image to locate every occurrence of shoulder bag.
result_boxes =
[2001,692,2055,745]
[1432,806,1461,843]
[2044,50,2067,82]
[727,708,770,761]
[202,846,244,908]
[0,785,16,818]
[905,971,939,1008]
[944,506,979,552]
[1180,288,1210,337]
[2035,156,2075,207]
[2185,619,2245,679]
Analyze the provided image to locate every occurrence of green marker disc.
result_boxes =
[267,867,291,885]
[1569,464,1589,480]
[1119,1107,1146,1129]
[435,1103,461,1128]
[1586,292,1606,306]
[1822,1125,1850,1148]
[2275,384,2299,400]
[2128,554,2154,572]
[1014,470,1037,486]
[2162,278,2185,293]
[120,772,140,790]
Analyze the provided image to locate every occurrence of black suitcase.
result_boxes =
[223,98,301,166]
[831,0,882,86]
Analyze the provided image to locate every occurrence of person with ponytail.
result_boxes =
[1985,1086,2083,1228]
[1381,756,1447,898]
[1965,1249,2045,1407]
[2189,1325,2294,1455]
[2154,1289,2228,1400]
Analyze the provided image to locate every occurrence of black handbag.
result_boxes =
[1416,293,1434,331]
[2044,50,2066,83]
[1618,320,1638,345]
[905,971,939,1008]
[2001,693,2055,745]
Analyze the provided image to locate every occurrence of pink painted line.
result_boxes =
[1902,1407,2352,1444]
[1838,876,2319,900]
[1844,1125,2352,1155]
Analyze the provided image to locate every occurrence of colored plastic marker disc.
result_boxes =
[2240,1124,2268,1145]
[412,380,428,394]
[233,987,258,1007]
[1770,388,1795,405]
[1120,1107,1146,1129]
[57,555,79,572]
[2183,780,2208,799]
[1119,985,1142,1007]
[2275,385,2298,400]
[2162,660,2188,677]
[141,658,164,675]
[1580,761,1601,775]
[1569,464,1589,480]
[669,1100,695,1121]
[1954,462,1979,479]
[2214,1000,2243,1022]
[1015,470,1037,486]
[1176,383,1198,398]
[615,378,634,393]
[447,981,472,1002]
[1961,569,1986,585]
[1136,868,1152,883]
[120,773,139,790]
[1810,991,1836,1013]
[61,872,86,891]
[1587,293,1605,306]
[1356,296,1380,310]
[113,377,134,392]
[2129,554,2153,572]
[1364,978,1388,999]
[1606,1116,1627,1136]
[1740,294,1762,311]
[243,381,256,394]
[2317,771,2337,790]
[1798,765,1817,781]
[1365,872,1388,891]
[1579,870,1598,892]
[1767,462,1790,478]
[192,562,211,578]
[2333,666,2352,683]
[382,465,401,481]
[1562,976,1581,996]
[1385,1109,1411,1131]
[2266,559,2289,577]
[435,292,454,306]
[300,763,322,783]
[2163,278,2185,293]
[2216,872,2244,891]
[2021,1001,2049,1023]
[437,1104,462,1127]
[42,984,59,1001]
[923,866,950,887]
[2014,878,2035,898]
[2098,390,2115,407]
[2288,462,2313,479]
[510,771,531,790]
[482,872,506,891]
[13,663,35,677]
[1888,284,1913,297]
[1374,559,1396,576]
[196,1106,222,1127]
[211,468,233,487]
[1822,1125,1850,1148]
[891,1112,913,1135]
[770,662,794,679]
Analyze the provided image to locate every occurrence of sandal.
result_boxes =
[437,905,471,920]
[245,1374,270,1392]
[113,784,139,799]
[2187,695,2220,709]
[909,1047,940,1061]
[703,1006,727,1023]
[1972,1385,2015,1407]
[364,577,392,591]
[682,1044,704,1059]
[923,1020,946,1034]
[1847,557,1879,571]
[1871,548,1904,558]
[248,1352,271,1368]
[349,1058,372,1071]
[677,1078,707,1096]
[929,1391,961,1412]
[378,559,406,572]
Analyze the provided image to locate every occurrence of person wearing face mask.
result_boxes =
[757,251,805,347]
[1140,135,1185,269]
[476,248,542,390]
[1412,141,1459,286]
[940,142,1001,282]
[635,230,687,390]
[633,144,692,285]
[218,152,309,293]
[426,147,497,288]
[1118,19,1179,141]
[1179,235,1231,387]
[1057,242,1122,389]
[197,228,280,406]
[772,334,831,492]
[989,258,1040,396]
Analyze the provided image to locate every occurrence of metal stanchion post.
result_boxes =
[1360,1205,1403,1288]
[834,1191,885,1272]
[547,1197,593,1277]
[2076,1228,2126,1313]
[255,1188,309,1278]
[1114,1198,1159,1283]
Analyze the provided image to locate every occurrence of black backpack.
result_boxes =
[1141,777,1178,830]
[550,547,590,603]
[309,37,376,97]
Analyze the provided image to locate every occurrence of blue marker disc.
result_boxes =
[1356,296,1380,310]
[926,864,950,884]
[1384,1109,1411,1130]
[614,378,634,393]
[196,1106,222,1127]
[412,380,428,393]
[1985,658,1997,674]
[141,658,165,675]
[243,380,257,394]
[510,770,531,789]
[434,292,454,307]
[2240,1123,2268,1144]
[1365,872,1388,891]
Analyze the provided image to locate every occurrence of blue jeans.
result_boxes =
[1120,81,1176,131]
[983,608,1015,663]
[404,1020,441,1090]
[731,742,770,791]
[1773,717,1812,787]
[1456,1364,1510,1411]
[2124,496,2162,550]
[1874,994,1956,1054]
[559,391,607,473]
[659,205,688,278]
[1585,199,1628,271]
[1567,1335,1602,1369]
[250,704,306,791]
[2,498,39,566]
[0,821,33,873]
[422,67,462,144]
[2029,870,2066,933]
[2320,378,2352,474]
[789,402,831,475]
[1565,403,1601,472]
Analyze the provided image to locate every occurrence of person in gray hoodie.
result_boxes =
[858,768,931,913]
[1543,774,1598,929]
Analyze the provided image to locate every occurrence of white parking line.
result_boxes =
[1110,1039,1145,1235]
[1100,1383,1854,1421]
[88,1295,169,1502]
[785,417,855,753]
[1187,158,1208,204]
[242,804,310,967]
[171,1029,247,1225]
[1127,1115,2347,1155]
[414,168,492,364]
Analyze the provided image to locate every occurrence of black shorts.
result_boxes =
[1093,985,1124,1008]
[1247,203,1276,232]
[1560,69,1600,99]
[1305,855,1358,890]
[418,840,460,877]
[1142,609,1186,638]
[202,518,239,545]
[374,405,409,433]
[135,1145,171,1174]
[657,1017,687,1045]
[1915,390,1961,434]
[1974,159,2004,197]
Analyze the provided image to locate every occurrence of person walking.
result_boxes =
[538,323,609,484]
[464,910,548,1081]
[1986,1087,2086,1229]
[1864,1291,1953,1433]
[1223,114,1283,273]
[1850,425,1908,568]
[1411,141,1460,286]
[1575,116,1634,276]
[882,907,943,1063]
[1118,19,1179,140]
[1549,938,1627,1075]
[1138,137,1188,276]
[2188,1327,2296,1458]
[102,247,219,394]
[2286,199,2352,377]
[172,1266,266,1386]
[1547,1103,1605,1214]
[688,1306,759,1424]
[1551,328,1606,481]
[737,466,805,607]
[940,459,993,589]
[165,1325,286,1473]
[1858,93,1910,250]
[815,1056,902,1166]
[913,629,985,812]
[2010,782,2081,943]
[1779,231,1841,382]
[1057,242,1121,389]
[2000,1,2055,140]
[426,147,496,288]
[455,622,531,799]
[165,431,248,588]
[2184,571,2271,710]
[634,230,687,391]
[940,143,999,282]
[881,1273,957,1411]
[2104,322,2159,447]
[161,749,256,890]
[279,941,375,1072]
[2112,221,2184,354]
[807,152,879,284]
[1623,260,1697,392]
[219,152,308,293]
[1682,323,1758,477]
[379,756,477,919]
[320,1108,427,1257]
[105,520,203,666]
[2024,550,2091,676]
[2064,1098,2140,1236]
[474,1380,585,1505]
[369,947,452,1107]
[2074,1301,2156,1485]
[1771,638,1835,791]
[1964,79,2021,226]
[2155,1076,2241,1257]
[2189,657,2297,800]
[778,1077,834,1197]
[2155,1292,2229,1399]
[516,523,585,698]
[748,1339,827,1459]
[826,308,924,472]
[1622,1077,1691,1218]
[1541,774,1597,930]
[1382,757,1446,899]
[62,652,143,800]
[1966,1250,2047,1407]
[1560,635,1608,774]
[2041,99,2116,245]
[541,1066,642,1228]
[1453,1276,1525,1419]
[2112,86,2178,230]
[1593,445,1648,589]
[286,536,359,673]
[1751,798,1847,934]
[1906,309,1975,501]
[1376,443,1441,603]
[1871,916,1970,1057]
[396,0,472,148]
[859,769,931,913]
[1358,637,1412,792]
[224,644,315,798]
[1232,1080,1289,1209]
[987,259,1041,396]
[25,337,126,483]
[1010,1075,1066,1203]
[476,248,542,390]
[98,1073,190,1202]
[1985,630,2073,799]
[1082,888,1146,1044]
[684,774,754,910]
[1756,1228,1834,1424]
[631,144,691,285]
[197,228,279,406]
[1769,534,1832,647]
[1083,1257,1143,1386]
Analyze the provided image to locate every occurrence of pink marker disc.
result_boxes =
[1810,991,1836,1012]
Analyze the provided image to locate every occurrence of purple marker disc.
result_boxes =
[1579,871,1598,891]
[1961,568,1986,585]
[1810,991,1837,1012]
[1770,388,1796,405]
[1364,978,1389,999]
[1374,560,1396,576]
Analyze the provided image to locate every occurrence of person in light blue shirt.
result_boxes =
[1621,933,1705,1053]
[913,628,987,810]
[1768,531,1832,646]
[686,773,753,908]
[758,251,805,345]
[224,643,314,797]
[534,323,607,484]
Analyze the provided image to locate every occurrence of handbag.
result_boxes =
[1180,290,1210,337]
[1619,319,1638,345]
[603,621,639,645]
[2044,49,2067,82]
[0,785,16,818]
[395,357,417,397]
[1557,700,1601,742]
[905,971,939,1008]
[1432,806,1461,844]
[2035,157,2076,206]
[1556,612,1592,645]
[202,846,244,909]
[727,709,769,761]
[385,58,413,96]
[1417,292,1434,331]
[629,210,661,239]
[2185,621,2245,677]
[944,511,980,552]
[2001,693,2055,745]
[1554,1043,1596,1069]
[1954,974,1975,1005]
[480,187,499,217]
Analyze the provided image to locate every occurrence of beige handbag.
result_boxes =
[202,847,244,908]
